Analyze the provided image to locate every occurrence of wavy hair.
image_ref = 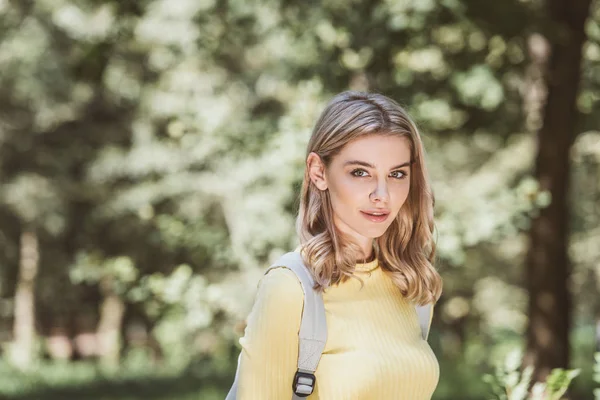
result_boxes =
[296,91,442,305]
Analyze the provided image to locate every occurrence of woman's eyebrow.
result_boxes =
[343,160,411,170]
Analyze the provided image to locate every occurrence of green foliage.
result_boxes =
[484,349,580,400]
[0,0,599,398]
[452,65,505,111]
[70,254,139,294]
[129,265,214,332]
[0,358,226,400]
[594,352,600,400]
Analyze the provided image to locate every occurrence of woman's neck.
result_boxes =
[357,249,376,263]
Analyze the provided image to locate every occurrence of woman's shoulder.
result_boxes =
[256,265,304,304]
[239,265,305,354]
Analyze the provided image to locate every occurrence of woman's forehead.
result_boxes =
[335,135,412,165]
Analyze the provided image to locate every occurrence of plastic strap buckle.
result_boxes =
[292,370,316,397]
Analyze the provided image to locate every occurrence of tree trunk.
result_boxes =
[525,0,592,383]
[96,277,125,368]
[11,228,40,370]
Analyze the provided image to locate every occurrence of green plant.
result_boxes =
[485,349,580,400]
[594,352,600,400]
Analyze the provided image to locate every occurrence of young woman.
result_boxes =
[235,91,443,399]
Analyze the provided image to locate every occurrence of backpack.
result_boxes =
[226,251,433,400]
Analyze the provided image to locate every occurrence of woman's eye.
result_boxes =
[351,169,369,177]
[390,170,407,179]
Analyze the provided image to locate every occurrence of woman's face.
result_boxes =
[307,134,412,255]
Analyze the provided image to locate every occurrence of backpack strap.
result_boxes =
[415,303,433,340]
[265,252,327,399]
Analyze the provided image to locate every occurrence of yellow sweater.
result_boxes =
[237,258,439,399]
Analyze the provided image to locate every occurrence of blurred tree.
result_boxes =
[0,0,598,398]
[524,0,593,383]
[11,229,39,370]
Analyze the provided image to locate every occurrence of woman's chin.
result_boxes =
[359,227,389,239]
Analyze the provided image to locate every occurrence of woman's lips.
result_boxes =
[360,210,390,223]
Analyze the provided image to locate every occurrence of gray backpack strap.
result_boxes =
[267,252,327,399]
[225,354,241,399]
[415,303,433,340]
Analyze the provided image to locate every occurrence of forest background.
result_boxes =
[0,0,599,399]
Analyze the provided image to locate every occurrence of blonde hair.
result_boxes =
[296,91,442,305]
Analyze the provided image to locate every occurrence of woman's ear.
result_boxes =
[307,152,328,191]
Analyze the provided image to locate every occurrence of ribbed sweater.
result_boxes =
[236,258,439,399]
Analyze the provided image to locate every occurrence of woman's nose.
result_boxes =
[369,181,390,203]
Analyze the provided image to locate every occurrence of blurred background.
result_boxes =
[0,0,599,399]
